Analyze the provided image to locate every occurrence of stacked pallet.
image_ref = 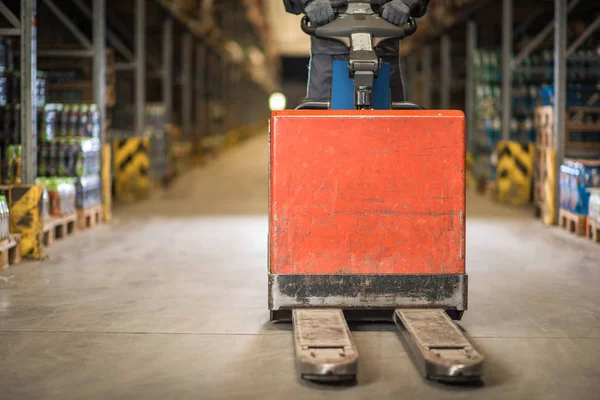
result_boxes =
[559,208,587,235]
[42,203,103,247]
[77,205,103,231]
[43,214,77,247]
[0,235,21,270]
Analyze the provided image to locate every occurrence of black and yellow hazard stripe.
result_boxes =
[496,141,534,206]
[113,138,150,201]
[3,185,44,259]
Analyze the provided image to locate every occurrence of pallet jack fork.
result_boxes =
[293,309,358,382]
[290,308,483,383]
[394,309,484,382]
[269,1,484,384]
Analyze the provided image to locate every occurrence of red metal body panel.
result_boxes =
[269,110,465,275]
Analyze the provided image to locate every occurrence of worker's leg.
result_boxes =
[382,55,405,102]
[307,54,349,101]
[308,54,404,102]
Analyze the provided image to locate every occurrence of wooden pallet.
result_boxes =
[559,208,587,236]
[586,219,600,243]
[0,235,21,270]
[538,127,554,149]
[42,219,54,247]
[43,214,77,246]
[77,205,103,230]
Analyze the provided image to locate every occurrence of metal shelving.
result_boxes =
[0,0,276,190]
[404,0,600,223]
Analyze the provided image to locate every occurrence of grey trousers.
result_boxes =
[307,54,405,102]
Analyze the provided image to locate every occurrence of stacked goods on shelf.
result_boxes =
[558,159,600,235]
[36,177,77,217]
[75,176,101,210]
[0,39,47,106]
[560,159,600,214]
[533,104,600,222]
[0,195,9,241]
[45,49,116,109]
[43,48,115,141]
[0,191,20,269]
[1,145,22,185]
[0,39,47,185]
[588,188,600,242]
[41,187,49,222]
[39,50,114,227]
[36,103,102,216]
[473,42,600,203]
[0,40,46,260]
[472,50,538,195]
[473,50,540,147]
[473,46,600,144]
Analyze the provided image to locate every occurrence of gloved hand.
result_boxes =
[381,0,411,26]
[304,0,335,27]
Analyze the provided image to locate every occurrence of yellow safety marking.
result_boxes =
[113,138,151,201]
[114,138,149,170]
[496,141,534,206]
[9,185,44,259]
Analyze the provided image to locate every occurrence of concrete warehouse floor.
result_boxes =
[1,133,599,400]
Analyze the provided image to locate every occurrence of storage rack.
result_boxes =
[0,0,277,192]
[402,0,600,223]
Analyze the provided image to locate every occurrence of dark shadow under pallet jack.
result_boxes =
[269,1,483,385]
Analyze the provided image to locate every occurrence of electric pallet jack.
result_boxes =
[268,0,483,384]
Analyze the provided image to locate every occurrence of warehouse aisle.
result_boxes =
[1,133,599,400]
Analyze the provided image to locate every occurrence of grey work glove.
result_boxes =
[381,0,411,26]
[304,0,335,27]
